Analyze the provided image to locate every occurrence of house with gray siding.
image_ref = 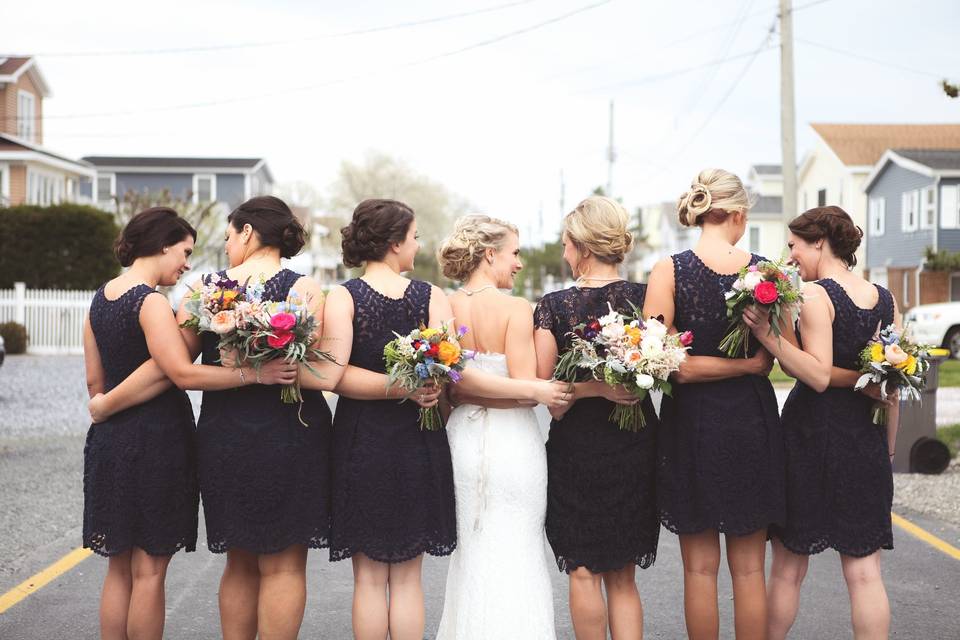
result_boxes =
[80,156,273,211]
[864,149,960,308]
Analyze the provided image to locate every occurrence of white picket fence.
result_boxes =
[0,283,95,355]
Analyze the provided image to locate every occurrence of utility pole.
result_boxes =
[606,100,616,197]
[780,0,798,226]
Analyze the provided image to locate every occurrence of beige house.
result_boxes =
[798,123,960,275]
[737,164,789,261]
[0,56,94,206]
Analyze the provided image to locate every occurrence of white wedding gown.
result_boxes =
[436,353,556,640]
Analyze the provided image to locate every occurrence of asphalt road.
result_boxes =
[1,356,959,638]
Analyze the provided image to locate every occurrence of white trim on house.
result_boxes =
[941,184,960,229]
[0,162,9,204]
[243,173,252,200]
[921,185,936,229]
[0,58,51,96]
[864,149,960,192]
[192,174,217,204]
[94,173,116,203]
[901,190,920,233]
[0,151,96,177]
[88,165,255,175]
[16,90,36,142]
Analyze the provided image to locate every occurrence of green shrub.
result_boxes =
[0,321,28,354]
[0,204,120,289]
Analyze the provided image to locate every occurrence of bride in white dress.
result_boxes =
[435,215,567,640]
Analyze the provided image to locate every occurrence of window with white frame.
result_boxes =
[903,271,910,307]
[748,225,760,253]
[868,197,885,236]
[901,190,919,232]
[193,174,216,203]
[921,186,936,229]
[817,189,827,207]
[26,170,62,206]
[942,185,960,229]
[97,174,116,202]
[17,91,36,141]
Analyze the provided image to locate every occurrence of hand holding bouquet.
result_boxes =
[855,323,933,424]
[383,321,474,430]
[719,260,802,358]
[554,303,692,431]
[180,274,336,415]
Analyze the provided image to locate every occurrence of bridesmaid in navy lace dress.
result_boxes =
[744,207,898,640]
[91,198,317,640]
[645,169,784,639]
[323,199,455,640]
[534,196,659,639]
[84,208,296,640]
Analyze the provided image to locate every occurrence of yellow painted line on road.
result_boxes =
[0,547,93,614]
[892,512,960,561]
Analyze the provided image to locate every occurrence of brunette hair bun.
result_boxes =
[788,205,863,266]
[340,199,415,268]
[114,207,197,267]
[227,196,306,258]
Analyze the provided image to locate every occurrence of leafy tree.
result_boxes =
[943,79,959,99]
[326,151,471,285]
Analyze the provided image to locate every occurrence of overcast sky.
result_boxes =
[6,0,959,241]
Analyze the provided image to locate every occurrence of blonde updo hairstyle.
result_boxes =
[677,168,751,227]
[437,214,519,282]
[563,195,634,265]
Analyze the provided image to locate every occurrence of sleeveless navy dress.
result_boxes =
[658,250,785,536]
[330,278,457,563]
[83,284,198,556]
[772,279,895,557]
[196,269,332,554]
[533,282,660,574]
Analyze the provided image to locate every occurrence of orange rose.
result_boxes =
[438,340,461,366]
[625,326,642,346]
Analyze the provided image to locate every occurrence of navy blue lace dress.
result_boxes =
[196,268,332,554]
[330,278,457,563]
[658,250,785,536]
[533,281,660,574]
[772,279,895,557]
[83,284,198,557]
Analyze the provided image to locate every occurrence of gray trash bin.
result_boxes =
[894,355,950,474]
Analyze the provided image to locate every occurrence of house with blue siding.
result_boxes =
[864,149,960,308]
[80,156,273,211]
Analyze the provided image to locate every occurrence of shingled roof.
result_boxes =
[811,123,960,166]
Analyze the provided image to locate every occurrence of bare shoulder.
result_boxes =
[507,294,535,315]
[429,284,448,299]
[292,275,324,297]
[800,281,827,298]
[140,290,172,316]
[325,284,352,304]
[649,257,675,279]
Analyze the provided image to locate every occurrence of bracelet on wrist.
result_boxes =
[238,367,246,384]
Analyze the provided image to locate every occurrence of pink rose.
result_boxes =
[753,281,779,305]
[270,312,297,332]
[680,331,694,346]
[267,331,294,349]
[883,344,908,365]
[210,310,237,335]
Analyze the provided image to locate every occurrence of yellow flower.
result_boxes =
[869,343,884,363]
[219,289,240,308]
[896,355,917,375]
[420,328,440,340]
[438,340,461,366]
[625,326,642,346]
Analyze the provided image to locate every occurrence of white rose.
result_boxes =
[635,373,654,389]
[743,270,764,291]
[644,320,667,338]
[640,336,664,358]
[602,324,625,341]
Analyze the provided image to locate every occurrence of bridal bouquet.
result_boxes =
[854,323,933,424]
[181,274,335,411]
[719,260,802,358]
[384,321,473,431]
[554,303,693,431]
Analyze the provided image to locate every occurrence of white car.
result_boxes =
[904,302,960,358]
[0,334,4,367]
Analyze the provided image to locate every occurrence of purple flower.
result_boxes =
[458,325,469,337]
[448,369,462,383]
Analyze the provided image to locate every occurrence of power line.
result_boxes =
[24,0,539,57]
[6,0,613,123]
[796,38,945,78]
